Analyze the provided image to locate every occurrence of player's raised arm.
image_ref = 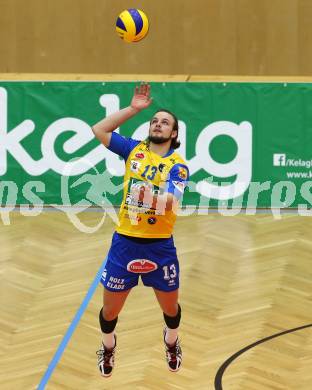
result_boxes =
[92,82,153,146]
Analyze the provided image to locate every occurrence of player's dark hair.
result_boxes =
[152,109,181,149]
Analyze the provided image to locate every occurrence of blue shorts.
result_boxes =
[100,232,180,292]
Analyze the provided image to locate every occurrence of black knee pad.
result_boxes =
[99,308,118,334]
[163,304,181,329]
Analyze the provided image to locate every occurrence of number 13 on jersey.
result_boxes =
[163,264,177,280]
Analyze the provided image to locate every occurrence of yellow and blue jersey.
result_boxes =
[108,132,189,238]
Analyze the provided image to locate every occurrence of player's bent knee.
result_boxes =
[161,300,179,316]
[163,303,181,329]
[163,306,178,317]
[101,305,120,322]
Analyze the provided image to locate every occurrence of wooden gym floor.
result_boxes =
[0,211,311,390]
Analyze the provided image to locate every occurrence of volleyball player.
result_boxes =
[92,82,189,377]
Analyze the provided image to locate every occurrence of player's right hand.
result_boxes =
[131,82,153,112]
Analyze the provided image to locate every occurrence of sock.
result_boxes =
[165,327,178,346]
[102,331,115,350]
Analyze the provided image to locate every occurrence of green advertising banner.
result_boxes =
[0,81,312,211]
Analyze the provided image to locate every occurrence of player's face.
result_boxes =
[149,112,177,144]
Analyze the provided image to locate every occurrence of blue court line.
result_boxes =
[37,257,107,390]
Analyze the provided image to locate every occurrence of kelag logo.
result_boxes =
[0,87,253,202]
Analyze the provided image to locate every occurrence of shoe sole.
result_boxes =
[100,372,113,378]
[168,366,181,372]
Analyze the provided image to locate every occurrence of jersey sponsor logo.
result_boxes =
[130,180,153,192]
[135,152,145,159]
[178,167,188,179]
[144,210,156,215]
[101,269,107,281]
[127,259,158,273]
[148,217,157,224]
[158,163,165,173]
[125,193,132,204]
[168,279,176,287]
[124,212,142,222]
[125,194,145,208]
[106,276,126,290]
[131,215,141,222]
[123,204,155,214]
[173,180,185,193]
[130,160,141,173]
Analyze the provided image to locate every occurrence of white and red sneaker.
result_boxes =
[163,327,182,372]
[96,336,116,377]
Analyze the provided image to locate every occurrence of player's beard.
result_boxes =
[147,133,172,144]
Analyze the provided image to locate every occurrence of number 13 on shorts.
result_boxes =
[163,264,177,280]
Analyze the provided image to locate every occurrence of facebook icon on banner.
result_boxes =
[273,154,286,166]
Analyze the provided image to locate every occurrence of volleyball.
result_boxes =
[116,9,149,43]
